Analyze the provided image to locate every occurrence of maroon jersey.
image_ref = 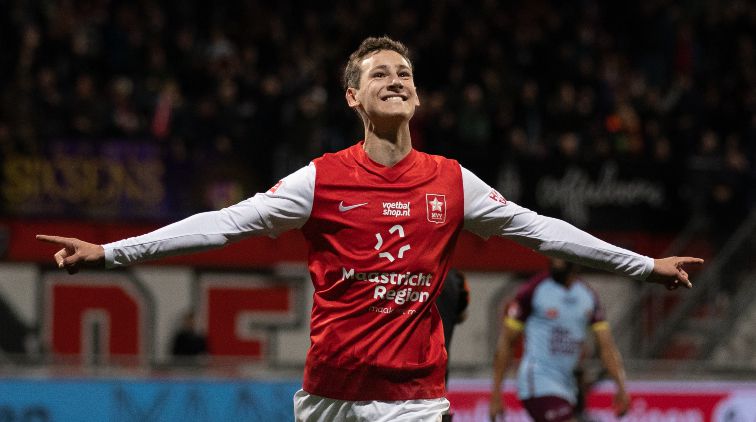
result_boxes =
[301,143,464,400]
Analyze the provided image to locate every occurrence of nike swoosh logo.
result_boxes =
[338,201,368,212]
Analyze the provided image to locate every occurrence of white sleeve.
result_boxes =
[103,163,315,268]
[461,167,654,280]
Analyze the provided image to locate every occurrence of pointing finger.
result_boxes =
[36,235,72,246]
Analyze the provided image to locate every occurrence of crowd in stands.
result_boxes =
[0,0,753,232]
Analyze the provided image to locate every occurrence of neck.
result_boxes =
[556,277,575,287]
[362,122,412,167]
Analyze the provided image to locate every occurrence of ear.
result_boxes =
[345,87,360,108]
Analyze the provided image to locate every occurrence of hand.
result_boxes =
[613,388,630,417]
[36,235,106,274]
[646,256,704,290]
[489,393,505,422]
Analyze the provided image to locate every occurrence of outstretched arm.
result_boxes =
[37,164,315,273]
[461,167,704,285]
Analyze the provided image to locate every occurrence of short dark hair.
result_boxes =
[343,36,412,90]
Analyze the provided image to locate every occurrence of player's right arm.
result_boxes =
[37,164,315,274]
[489,311,524,421]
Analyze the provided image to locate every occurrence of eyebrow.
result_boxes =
[367,64,412,73]
[369,64,412,72]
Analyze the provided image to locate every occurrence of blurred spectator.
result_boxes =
[170,311,208,360]
[69,73,107,137]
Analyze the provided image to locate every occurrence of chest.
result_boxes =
[531,286,594,326]
[306,163,464,269]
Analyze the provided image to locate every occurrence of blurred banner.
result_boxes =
[1,140,169,219]
[1,139,682,230]
[504,158,682,231]
[449,380,756,422]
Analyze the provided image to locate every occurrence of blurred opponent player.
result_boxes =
[489,259,629,422]
[37,36,702,421]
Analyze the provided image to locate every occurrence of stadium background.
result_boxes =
[0,0,755,420]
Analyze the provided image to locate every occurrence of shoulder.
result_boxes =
[575,279,601,303]
[419,150,461,170]
[421,150,458,164]
[312,144,357,165]
[506,273,549,322]
[515,271,550,299]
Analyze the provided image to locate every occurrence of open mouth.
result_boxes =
[382,95,406,102]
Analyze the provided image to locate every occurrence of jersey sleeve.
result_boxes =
[504,272,545,331]
[461,167,654,281]
[504,285,534,332]
[103,163,315,268]
[587,284,609,331]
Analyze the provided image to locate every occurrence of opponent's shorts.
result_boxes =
[293,389,450,422]
[521,395,574,422]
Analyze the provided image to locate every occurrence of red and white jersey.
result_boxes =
[301,144,463,401]
[103,142,653,401]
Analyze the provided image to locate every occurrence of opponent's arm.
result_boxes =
[594,324,630,416]
[489,318,522,422]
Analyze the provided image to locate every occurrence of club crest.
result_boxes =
[426,194,446,224]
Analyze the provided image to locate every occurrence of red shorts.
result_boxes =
[521,396,574,422]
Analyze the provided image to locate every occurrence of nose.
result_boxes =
[388,76,403,89]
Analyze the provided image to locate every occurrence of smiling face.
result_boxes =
[345,49,420,125]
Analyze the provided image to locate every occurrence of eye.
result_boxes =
[399,71,412,78]
[372,72,386,78]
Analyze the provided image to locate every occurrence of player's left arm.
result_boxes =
[593,323,630,417]
[460,167,704,288]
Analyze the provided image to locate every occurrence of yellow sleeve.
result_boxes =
[591,321,609,332]
[505,317,525,332]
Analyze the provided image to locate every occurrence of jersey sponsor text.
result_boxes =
[382,201,411,217]
[373,286,430,305]
[341,267,433,305]
[341,267,433,287]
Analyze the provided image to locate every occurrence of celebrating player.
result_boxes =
[37,36,703,421]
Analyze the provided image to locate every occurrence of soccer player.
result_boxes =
[489,259,629,422]
[37,36,702,421]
